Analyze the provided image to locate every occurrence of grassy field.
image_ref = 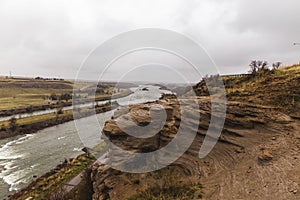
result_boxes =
[0,77,74,110]
[0,109,73,128]
[225,64,300,114]
[0,101,118,140]
[0,77,131,111]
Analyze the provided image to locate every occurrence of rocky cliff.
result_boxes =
[90,95,300,200]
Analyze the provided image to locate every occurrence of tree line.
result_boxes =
[248,60,282,75]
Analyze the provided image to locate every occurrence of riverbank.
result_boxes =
[8,153,95,200]
[0,85,174,199]
[8,141,108,200]
[0,89,132,118]
[0,102,72,117]
[0,101,119,139]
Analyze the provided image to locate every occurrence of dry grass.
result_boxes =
[0,77,130,110]
[0,110,73,128]
[223,64,300,115]
[0,77,74,110]
[126,170,203,200]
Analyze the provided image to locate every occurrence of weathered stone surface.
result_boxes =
[91,96,300,200]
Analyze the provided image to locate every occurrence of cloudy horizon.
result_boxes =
[0,0,300,81]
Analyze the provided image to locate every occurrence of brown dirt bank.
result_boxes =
[90,96,300,200]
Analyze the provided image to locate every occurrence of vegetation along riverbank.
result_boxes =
[0,101,119,139]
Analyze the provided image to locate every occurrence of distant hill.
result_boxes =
[193,64,300,116]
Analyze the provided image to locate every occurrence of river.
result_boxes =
[0,85,171,199]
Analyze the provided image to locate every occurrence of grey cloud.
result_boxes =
[0,0,299,80]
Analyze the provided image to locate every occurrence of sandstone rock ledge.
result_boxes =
[90,96,300,200]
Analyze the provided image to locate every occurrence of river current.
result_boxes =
[0,85,170,199]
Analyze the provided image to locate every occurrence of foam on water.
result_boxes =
[2,168,33,191]
[58,136,66,140]
[73,147,82,152]
[0,134,34,191]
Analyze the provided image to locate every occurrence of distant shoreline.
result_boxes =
[0,90,132,118]
[0,101,119,140]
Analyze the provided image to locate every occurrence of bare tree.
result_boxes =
[261,61,268,69]
[272,62,282,69]
[249,60,269,75]
[249,60,259,75]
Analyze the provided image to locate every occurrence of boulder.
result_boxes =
[258,145,273,162]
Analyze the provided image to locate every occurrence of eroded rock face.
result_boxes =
[91,96,300,200]
[101,99,183,172]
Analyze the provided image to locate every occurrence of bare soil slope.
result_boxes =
[91,97,300,200]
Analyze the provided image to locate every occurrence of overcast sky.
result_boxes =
[0,0,299,82]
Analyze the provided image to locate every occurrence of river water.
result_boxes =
[0,85,170,199]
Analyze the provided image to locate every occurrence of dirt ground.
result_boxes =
[91,98,300,200]
[198,105,300,199]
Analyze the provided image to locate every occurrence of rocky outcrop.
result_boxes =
[91,96,300,200]
[258,145,273,162]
